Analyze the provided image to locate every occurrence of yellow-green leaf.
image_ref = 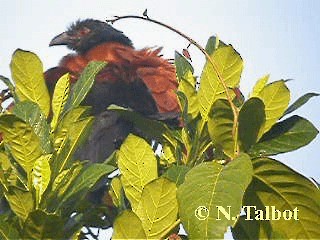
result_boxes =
[108,177,123,208]
[135,178,178,239]
[10,49,50,117]
[250,74,270,98]
[256,80,290,133]
[118,134,158,211]
[198,45,243,119]
[113,210,146,240]
[32,154,51,205]
[51,73,70,131]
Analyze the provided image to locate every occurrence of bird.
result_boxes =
[45,19,180,163]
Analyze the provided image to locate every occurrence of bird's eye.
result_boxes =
[78,27,91,36]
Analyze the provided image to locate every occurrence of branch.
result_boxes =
[107,14,240,155]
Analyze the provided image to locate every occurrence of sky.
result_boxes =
[0,0,319,238]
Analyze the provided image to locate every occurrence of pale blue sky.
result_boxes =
[0,0,319,238]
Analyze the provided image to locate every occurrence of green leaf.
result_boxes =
[177,154,253,239]
[250,74,269,98]
[0,114,43,176]
[0,75,17,101]
[118,134,158,211]
[135,178,178,239]
[163,165,190,186]
[65,61,106,111]
[249,115,319,157]
[208,99,235,158]
[58,163,115,210]
[4,188,34,220]
[238,98,265,151]
[283,92,319,116]
[51,73,70,131]
[113,210,146,240]
[0,215,21,240]
[22,210,64,239]
[244,157,320,239]
[175,51,194,77]
[10,49,50,117]
[54,107,94,171]
[198,45,243,118]
[108,177,123,208]
[13,101,52,154]
[205,36,227,55]
[32,154,51,205]
[256,80,290,133]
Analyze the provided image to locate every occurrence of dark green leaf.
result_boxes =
[0,215,21,240]
[22,210,64,239]
[249,115,319,157]
[238,98,265,151]
[283,92,319,116]
[64,61,106,112]
[208,99,235,158]
[0,75,17,101]
[163,165,190,186]
[175,51,194,78]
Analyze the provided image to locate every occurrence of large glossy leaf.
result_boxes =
[22,210,64,239]
[208,99,235,158]
[113,210,146,239]
[283,92,319,116]
[13,101,52,154]
[256,80,290,133]
[118,134,158,211]
[64,61,106,112]
[51,73,70,131]
[0,215,21,240]
[4,188,33,220]
[32,154,51,205]
[244,157,320,239]
[249,115,318,157]
[0,114,43,175]
[177,154,253,239]
[238,98,265,151]
[135,178,178,238]
[198,45,243,118]
[10,49,50,117]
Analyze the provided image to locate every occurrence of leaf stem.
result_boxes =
[106,14,239,156]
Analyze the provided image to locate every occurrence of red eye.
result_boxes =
[79,27,90,36]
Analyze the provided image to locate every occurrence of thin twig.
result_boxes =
[106,14,240,155]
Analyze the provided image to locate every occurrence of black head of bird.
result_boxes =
[49,19,133,53]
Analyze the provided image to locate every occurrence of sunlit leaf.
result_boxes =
[108,177,123,208]
[250,74,269,98]
[51,73,70,131]
[256,80,290,133]
[118,134,158,211]
[135,178,178,239]
[13,101,52,154]
[198,45,243,118]
[208,99,235,158]
[32,154,51,205]
[244,157,320,239]
[249,115,318,157]
[10,49,50,117]
[163,165,190,186]
[238,98,265,151]
[177,154,253,239]
[113,210,146,239]
[0,114,43,176]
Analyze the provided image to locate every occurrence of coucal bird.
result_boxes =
[45,19,180,163]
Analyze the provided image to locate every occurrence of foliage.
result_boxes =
[0,36,319,240]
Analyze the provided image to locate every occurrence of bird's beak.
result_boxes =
[49,32,73,46]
